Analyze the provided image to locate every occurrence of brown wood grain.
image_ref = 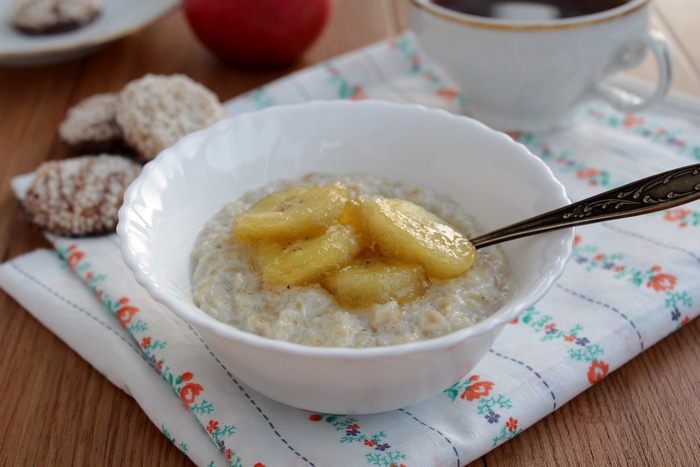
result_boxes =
[0,1,699,466]
[654,0,700,85]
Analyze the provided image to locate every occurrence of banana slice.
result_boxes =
[360,197,476,279]
[256,224,362,287]
[322,258,428,308]
[234,183,349,242]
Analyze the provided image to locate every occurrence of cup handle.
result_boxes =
[594,30,673,112]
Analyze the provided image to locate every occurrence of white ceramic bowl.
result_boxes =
[118,101,572,414]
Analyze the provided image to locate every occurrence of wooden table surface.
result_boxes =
[1,1,699,465]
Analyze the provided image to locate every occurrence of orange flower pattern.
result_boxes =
[116,301,139,326]
[461,380,495,401]
[308,414,407,466]
[55,244,242,467]
[516,307,608,385]
[203,418,236,461]
[648,273,677,292]
[572,235,693,328]
[665,208,691,221]
[511,133,621,188]
[445,375,520,446]
[587,361,609,385]
[206,420,219,434]
[663,208,700,228]
[66,249,84,268]
[391,35,466,106]
[510,230,695,396]
[180,383,204,405]
[588,106,700,159]
[576,167,600,179]
[326,63,367,101]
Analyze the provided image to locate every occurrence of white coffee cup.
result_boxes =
[408,0,672,131]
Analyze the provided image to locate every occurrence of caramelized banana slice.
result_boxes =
[322,259,428,308]
[234,183,349,242]
[256,224,362,287]
[360,197,475,279]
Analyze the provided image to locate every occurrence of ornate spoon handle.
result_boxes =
[471,163,700,250]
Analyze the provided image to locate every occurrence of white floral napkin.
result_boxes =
[1,33,699,467]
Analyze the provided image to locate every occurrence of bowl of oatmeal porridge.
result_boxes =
[118,101,572,413]
[191,173,510,347]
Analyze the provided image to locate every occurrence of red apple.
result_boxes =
[184,0,332,68]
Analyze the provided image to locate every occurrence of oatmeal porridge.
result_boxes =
[191,173,509,348]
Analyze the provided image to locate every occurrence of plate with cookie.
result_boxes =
[0,0,178,67]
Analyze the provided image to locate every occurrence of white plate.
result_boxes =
[0,0,178,66]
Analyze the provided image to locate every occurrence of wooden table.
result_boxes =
[1,1,699,465]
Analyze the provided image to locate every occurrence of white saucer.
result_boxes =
[0,0,178,67]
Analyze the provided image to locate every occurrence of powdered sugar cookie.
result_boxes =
[59,93,128,153]
[116,74,226,161]
[22,155,140,237]
[11,0,102,35]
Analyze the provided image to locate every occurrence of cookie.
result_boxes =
[22,155,141,237]
[59,93,130,153]
[11,0,102,35]
[116,74,226,161]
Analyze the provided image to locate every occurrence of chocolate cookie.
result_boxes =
[11,0,102,35]
[22,155,141,237]
[59,93,130,153]
[116,74,226,161]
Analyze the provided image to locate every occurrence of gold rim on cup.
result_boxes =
[408,0,650,31]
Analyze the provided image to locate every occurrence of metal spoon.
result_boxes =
[470,163,700,249]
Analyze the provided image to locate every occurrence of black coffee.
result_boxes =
[433,0,631,20]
